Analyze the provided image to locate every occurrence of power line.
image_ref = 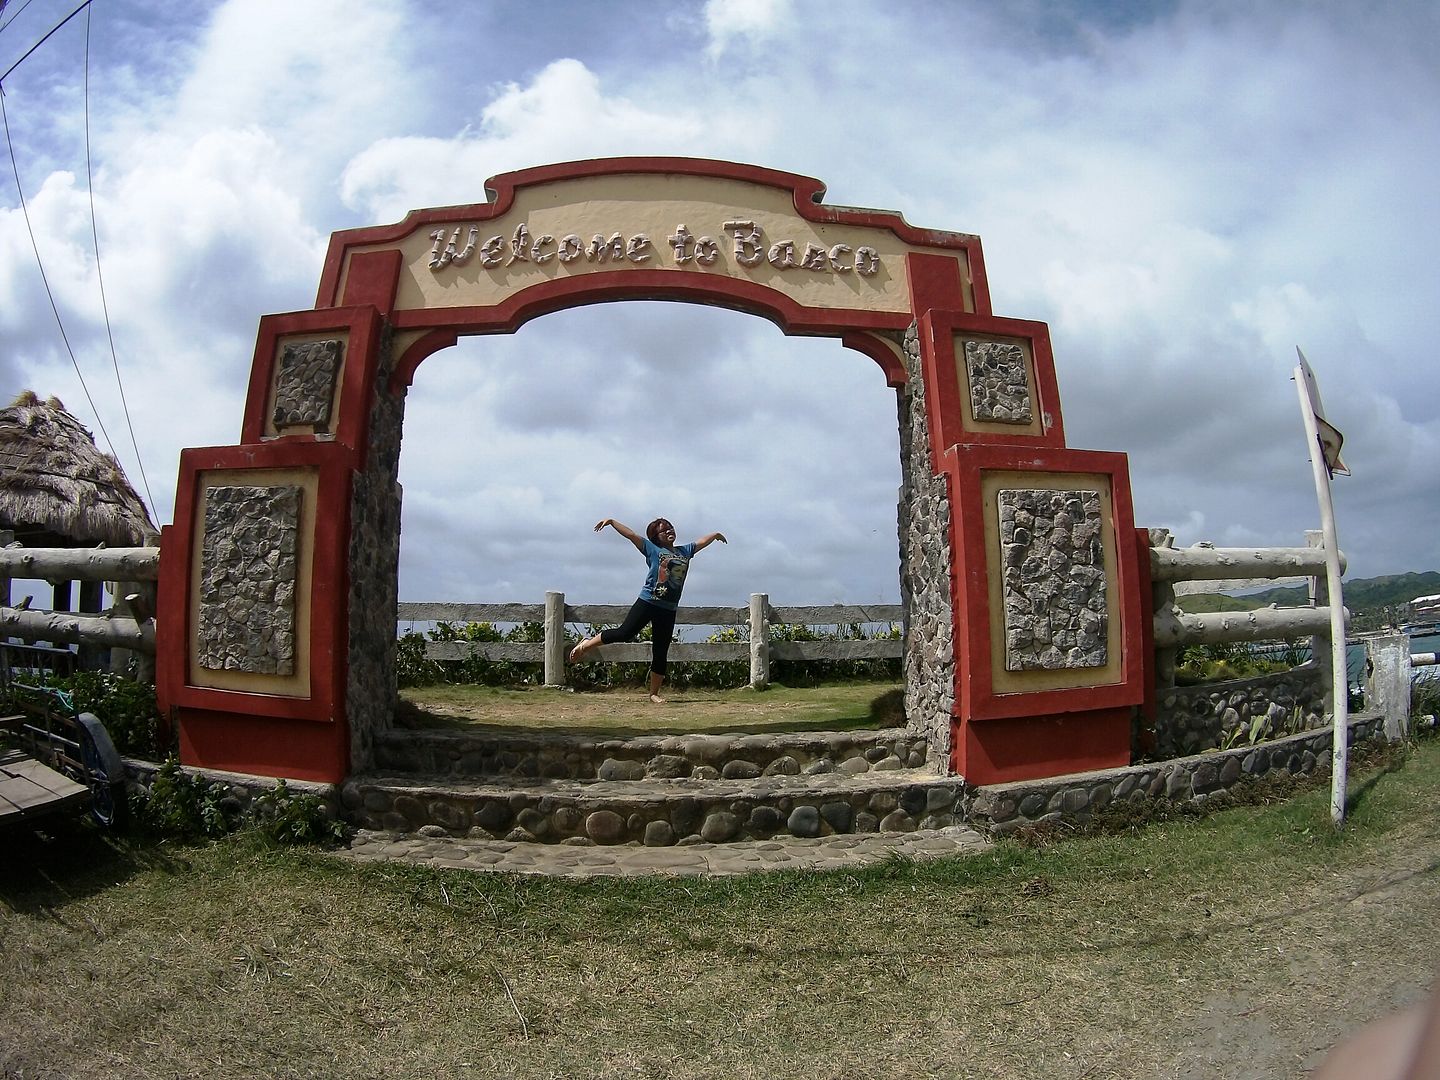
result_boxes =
[1,67,125,473]
[0,0,90,84]
[82,3,156,522]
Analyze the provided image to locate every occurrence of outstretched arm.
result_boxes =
[594,518,645,553]
[691,532,727,553]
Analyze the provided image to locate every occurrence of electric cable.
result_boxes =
[81,3,157,522]
[0,0,43,39]
[2,71,124,470]
[0,0,90,84]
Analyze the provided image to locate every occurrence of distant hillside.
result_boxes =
[1176,570,1440,620]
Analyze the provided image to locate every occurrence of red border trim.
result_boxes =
[316,157,985,308]
[156,440,351,737]
[841,331,908,388]
[919,311,1066,456]
[240,306,385,458]
[946,444,1144,722]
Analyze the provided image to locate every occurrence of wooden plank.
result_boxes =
[425,642,545,662]
[398,602,545,624]
[769,639,904,661]
[563,605,749,626]
[4,756,88,799]
[769,604,903,625]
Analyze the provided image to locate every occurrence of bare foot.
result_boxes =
[568,639,592,663]
[649,693,666,704]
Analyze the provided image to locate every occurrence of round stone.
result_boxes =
[417,824,449,838]
[474,801,511,832]
[879,810,915,832]
[691,766,721,781]
[900,786,927,817]
[838,757,871,775]
[598,758,645,782]
[787,805,821,838]
[643,820,675,847]
[854,812,880,833]
[504,827,535,842]
[645,754,690,779]
[747,806,784,835]
[700,811,741,843]
[516,808,549,836]
[722,760,762,780]
[762,755,800,776]
[585,810,627,844]
[819,801,853,833]
[553,806,583,833]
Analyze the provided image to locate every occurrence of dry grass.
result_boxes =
[397,680,905,735]
[2,739,1437,1079]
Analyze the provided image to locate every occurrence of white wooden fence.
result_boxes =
[0,546,159,680]
[397,593,903,690]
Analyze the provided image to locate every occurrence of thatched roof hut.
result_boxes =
[0,391,158,548]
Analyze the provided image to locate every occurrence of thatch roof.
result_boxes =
[0,391,158,548]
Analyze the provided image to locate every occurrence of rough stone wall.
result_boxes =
[897,324,955,766]
[273,339,343,430]
[998,488,1108,671]
[346,329,405,772]
[196,485,300,674]
[969,710,1385,836]
[1152,664,1327,758]
[964,340,1032,424]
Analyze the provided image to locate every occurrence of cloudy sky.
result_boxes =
[2,0,1436,612]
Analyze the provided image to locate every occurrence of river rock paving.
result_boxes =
[332,824,992,878]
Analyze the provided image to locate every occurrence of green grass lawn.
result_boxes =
[398,679,905,735]
[3,737,1437,1079]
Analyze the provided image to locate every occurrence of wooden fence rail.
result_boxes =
[0,545,161,679]
[397,593,904,689]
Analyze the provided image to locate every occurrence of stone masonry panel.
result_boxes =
[998,488,1107,671]
[197,485,300,674]
[273,339,343,430]
[964,340,1033,424]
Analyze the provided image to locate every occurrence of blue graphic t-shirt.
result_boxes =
[640,538,697,610]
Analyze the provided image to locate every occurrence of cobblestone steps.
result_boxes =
[373,726,928,780]
[340,766,967,846]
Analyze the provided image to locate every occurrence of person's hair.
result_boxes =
[646,518,673,543]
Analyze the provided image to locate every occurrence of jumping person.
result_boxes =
[568,517,727,703]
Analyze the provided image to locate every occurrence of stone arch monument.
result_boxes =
[156,158,1146,786]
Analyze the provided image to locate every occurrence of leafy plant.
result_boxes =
[37,671,164,759]
[250,779,348,845]
[133,757,237,839]
[132,758,347,846]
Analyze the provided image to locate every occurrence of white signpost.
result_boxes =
[1293,348,1350,827]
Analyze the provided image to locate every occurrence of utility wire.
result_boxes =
[0,0,43,38]
[82,3,156,521]
[0,0,89,85]
[0,0,44,37]
[1,59,124,470]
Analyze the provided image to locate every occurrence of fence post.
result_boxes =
[1307,530,1334,714]
[1364,633,1411,741]
[1149,529,1178,692]
[544,590,566,687]
[749,593,770,690]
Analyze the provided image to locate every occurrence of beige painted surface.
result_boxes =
[262,330,352,440]
[188,467,316,698]
[338,174,976,318]
[978,470,1123,695]
[955,333,1046,438]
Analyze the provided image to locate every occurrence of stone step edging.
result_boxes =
[341,767,965,846]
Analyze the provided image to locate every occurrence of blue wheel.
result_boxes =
[76,713,126,829]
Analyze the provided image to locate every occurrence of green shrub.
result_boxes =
[132,757,348,846]
[39,671,164,759]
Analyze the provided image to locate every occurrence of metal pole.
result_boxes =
[1294,367,1348,827]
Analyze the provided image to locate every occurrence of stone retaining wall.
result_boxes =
[341,771,968,846]
[122,758,341,820]
[1153,664,1327,758]
[373,728,928,780]
[968,710,1385,836]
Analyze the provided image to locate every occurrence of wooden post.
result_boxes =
[1364,633,1411,741]
[1149,529,1177,692]
[77,579,106,671]
[1306,529,1333,715]
[749,593,770,690]
[543,590,566,687]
